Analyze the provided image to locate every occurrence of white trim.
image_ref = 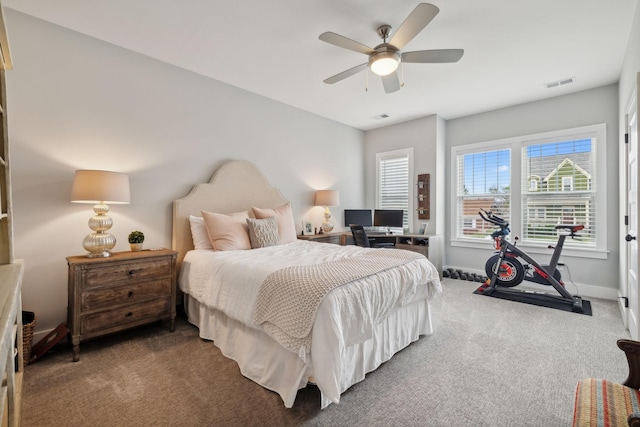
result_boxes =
[375,147,414,227]
[450,123,607,254]
[544,158,590,183]
[449,237,609,259]
[443,269,616,300]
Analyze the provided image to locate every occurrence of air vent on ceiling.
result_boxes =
[544,77,575,89]
[372,114,390,120]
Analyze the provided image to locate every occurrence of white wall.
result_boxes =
[5,11,364,338]
[446,84,620,298]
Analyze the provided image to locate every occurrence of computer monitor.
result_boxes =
[373,209,404,228]
[344,209,373,227]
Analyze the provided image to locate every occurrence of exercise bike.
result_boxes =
[477,209,586,313]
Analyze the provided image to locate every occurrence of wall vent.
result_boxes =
[372,114,390,120]
[544,77,575,89]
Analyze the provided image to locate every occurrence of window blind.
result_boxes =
[455,149,511,239]
[521,138,596,247]
[379,155,409,228]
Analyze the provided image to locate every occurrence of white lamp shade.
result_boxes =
[315,190,340,207]
[71,170,131,204]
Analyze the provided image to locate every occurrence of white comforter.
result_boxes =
[179,240,442,406]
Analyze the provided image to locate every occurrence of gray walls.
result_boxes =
[619,3,640,102]
[6,11,364,338]
[364,85,619,299]
[446,84,619,298]
[7,4,639,338]
[364,115,442,233]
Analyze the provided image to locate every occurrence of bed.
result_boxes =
[172,160,442,409]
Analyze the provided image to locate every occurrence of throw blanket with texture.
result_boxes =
[253,249,424,355]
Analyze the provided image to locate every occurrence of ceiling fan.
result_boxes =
[319,3,464,93]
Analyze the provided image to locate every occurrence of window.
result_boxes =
[455,148,511,239]
[451,124,606,253]
[523,138,595,244]
[376,148,413,230]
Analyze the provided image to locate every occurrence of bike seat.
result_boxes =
[555,224,584,233]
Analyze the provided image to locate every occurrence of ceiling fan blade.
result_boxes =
[323,63,368,84]
[319,32,374,55]
[402,49,464,63]
[381,71,401,93]
[389,3,439,50]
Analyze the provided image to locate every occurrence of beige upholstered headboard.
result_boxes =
[172,160,289,270]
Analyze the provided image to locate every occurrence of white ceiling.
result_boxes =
[3,0,638,130]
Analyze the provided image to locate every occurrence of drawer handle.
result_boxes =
[128,291,134,298]
[125,312,133,317]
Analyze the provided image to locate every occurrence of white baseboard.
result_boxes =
[444,265,618,301]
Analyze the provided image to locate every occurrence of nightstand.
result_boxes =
[67,249,178,362]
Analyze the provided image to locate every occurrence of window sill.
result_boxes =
[450,238,609,260]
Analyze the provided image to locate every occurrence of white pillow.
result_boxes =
[189,215,213,250]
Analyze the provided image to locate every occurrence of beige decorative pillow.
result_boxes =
[246,217,280,248]
[201,210,251,251]
[252,203,297,244]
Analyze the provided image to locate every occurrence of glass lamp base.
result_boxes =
[321,221,334,233]
[85,250,112,258]
[83,231,116,258]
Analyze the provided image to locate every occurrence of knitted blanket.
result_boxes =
[253,249,424,355]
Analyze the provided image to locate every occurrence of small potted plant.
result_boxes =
[128,231,145,252]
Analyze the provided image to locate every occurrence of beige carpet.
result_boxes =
[21,278,630,426]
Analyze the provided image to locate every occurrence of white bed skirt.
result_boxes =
[185,294,434,409]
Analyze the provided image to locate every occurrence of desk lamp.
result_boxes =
[315,190,340,233]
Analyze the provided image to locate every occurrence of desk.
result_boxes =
[297,232,344,245]
[298,232,442,276]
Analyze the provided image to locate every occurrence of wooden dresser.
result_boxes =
[67,249,178,362]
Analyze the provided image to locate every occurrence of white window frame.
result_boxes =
[450,123,607,259]
[376,148,414,230]
[562,176,573,191]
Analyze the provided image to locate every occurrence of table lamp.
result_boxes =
[315,190,340,233]
[71,170,130,257]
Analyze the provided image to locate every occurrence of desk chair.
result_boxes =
[350,225,394,248]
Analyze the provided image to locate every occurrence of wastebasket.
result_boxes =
[22,311,36,367]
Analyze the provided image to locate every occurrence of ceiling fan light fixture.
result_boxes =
[369,51,400,76]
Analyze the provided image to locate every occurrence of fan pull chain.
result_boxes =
[400,60,405,88]
[365,69,368,92]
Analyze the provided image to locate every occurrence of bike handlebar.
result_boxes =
[478,209,509,228]
[479,208,582,238]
